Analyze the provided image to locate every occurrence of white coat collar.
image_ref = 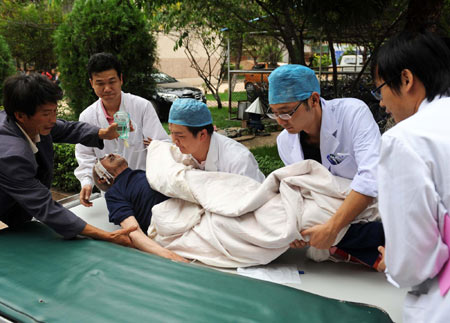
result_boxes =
[95,91,125,128]
[204,132,219,171]
[319,98,340,156]
[416,95,446,113]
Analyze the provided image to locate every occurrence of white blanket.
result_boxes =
[146,140,379,268]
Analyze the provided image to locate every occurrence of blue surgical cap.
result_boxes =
[169,98,212,127]
[268,64,320,104]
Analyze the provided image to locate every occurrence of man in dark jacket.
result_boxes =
[0,73,135,246]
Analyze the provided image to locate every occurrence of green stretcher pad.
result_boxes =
[0,222,393,323]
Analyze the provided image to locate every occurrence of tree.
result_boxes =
[182,30,227,109]
[54,0,157,116]
[0,34,16,104]
[0,0,63,71]
[242,34,284,66]
[144,1,234,108]
[404,0,444,32]
[305,0,409,95]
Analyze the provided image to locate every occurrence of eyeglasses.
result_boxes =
[267,101,304,120]
[371,82,387,101]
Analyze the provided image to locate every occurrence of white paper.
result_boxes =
[237,264,302,285]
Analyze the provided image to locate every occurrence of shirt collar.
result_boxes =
[417,95,439,113]
[114,167,132,182]
[204,132,217,171]
[319,98,338,137]
[190,156,206,170]
[100,100,115,125]
[16,122,40,153]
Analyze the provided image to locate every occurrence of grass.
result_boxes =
[209,107,242,129]
[206,91,247,102]
[250,145,280,159]
[250,145,284,176]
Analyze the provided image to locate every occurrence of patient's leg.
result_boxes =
[335,222,385,271]
[120,216,188,263]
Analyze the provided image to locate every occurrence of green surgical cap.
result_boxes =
[169,98,212,127]
[268,64,320,104]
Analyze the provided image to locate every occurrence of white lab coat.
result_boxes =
[192,132,265,183]
[75,92,169,188]
[378,97,450,323]
[277,98,380,197]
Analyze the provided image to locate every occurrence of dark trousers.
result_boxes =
[336,222,385,267]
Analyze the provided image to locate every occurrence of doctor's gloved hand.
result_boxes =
[301,222,338,250]
[79,185,93,207]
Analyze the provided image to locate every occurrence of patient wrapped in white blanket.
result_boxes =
[147,140,379,268]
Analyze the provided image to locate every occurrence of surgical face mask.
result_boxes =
[94,157,114,184]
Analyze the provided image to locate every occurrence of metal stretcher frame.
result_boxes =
[0,221,394,323]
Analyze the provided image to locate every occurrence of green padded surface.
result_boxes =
[0,222,393,323]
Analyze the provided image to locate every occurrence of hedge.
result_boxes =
[52,143,80,193]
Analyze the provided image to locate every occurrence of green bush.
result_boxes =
[54,0,157,117]
[52,143,80,193]
[251,145,284,176]
[312,53,332,68]
[0,35,16,103]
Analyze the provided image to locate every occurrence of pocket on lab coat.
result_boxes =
[127,130,142,147]
[330,155,357,179]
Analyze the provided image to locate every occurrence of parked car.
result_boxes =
[151,71,206,122]
[331,55,365,72]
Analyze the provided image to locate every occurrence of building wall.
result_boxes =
[156,33,221,79]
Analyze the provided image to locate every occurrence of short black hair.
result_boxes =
[87,52,122,79]
[372,31,450,101]
[3,73,63,118]
[186,124,214,137]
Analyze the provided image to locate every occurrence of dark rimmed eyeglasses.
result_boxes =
[371,82,387,101]
[267,101,305,120]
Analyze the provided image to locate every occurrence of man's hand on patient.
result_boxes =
[81,224,136,248]
[79,185,93,207]
[109,225,137,247]
[300,222,338,250]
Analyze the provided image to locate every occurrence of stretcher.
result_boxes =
[0,197,405,322]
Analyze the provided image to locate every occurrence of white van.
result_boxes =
[338,54,364,72]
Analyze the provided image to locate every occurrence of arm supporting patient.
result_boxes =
[294,190,374,249]
[80,223,136,247]
[120,216,188,263]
